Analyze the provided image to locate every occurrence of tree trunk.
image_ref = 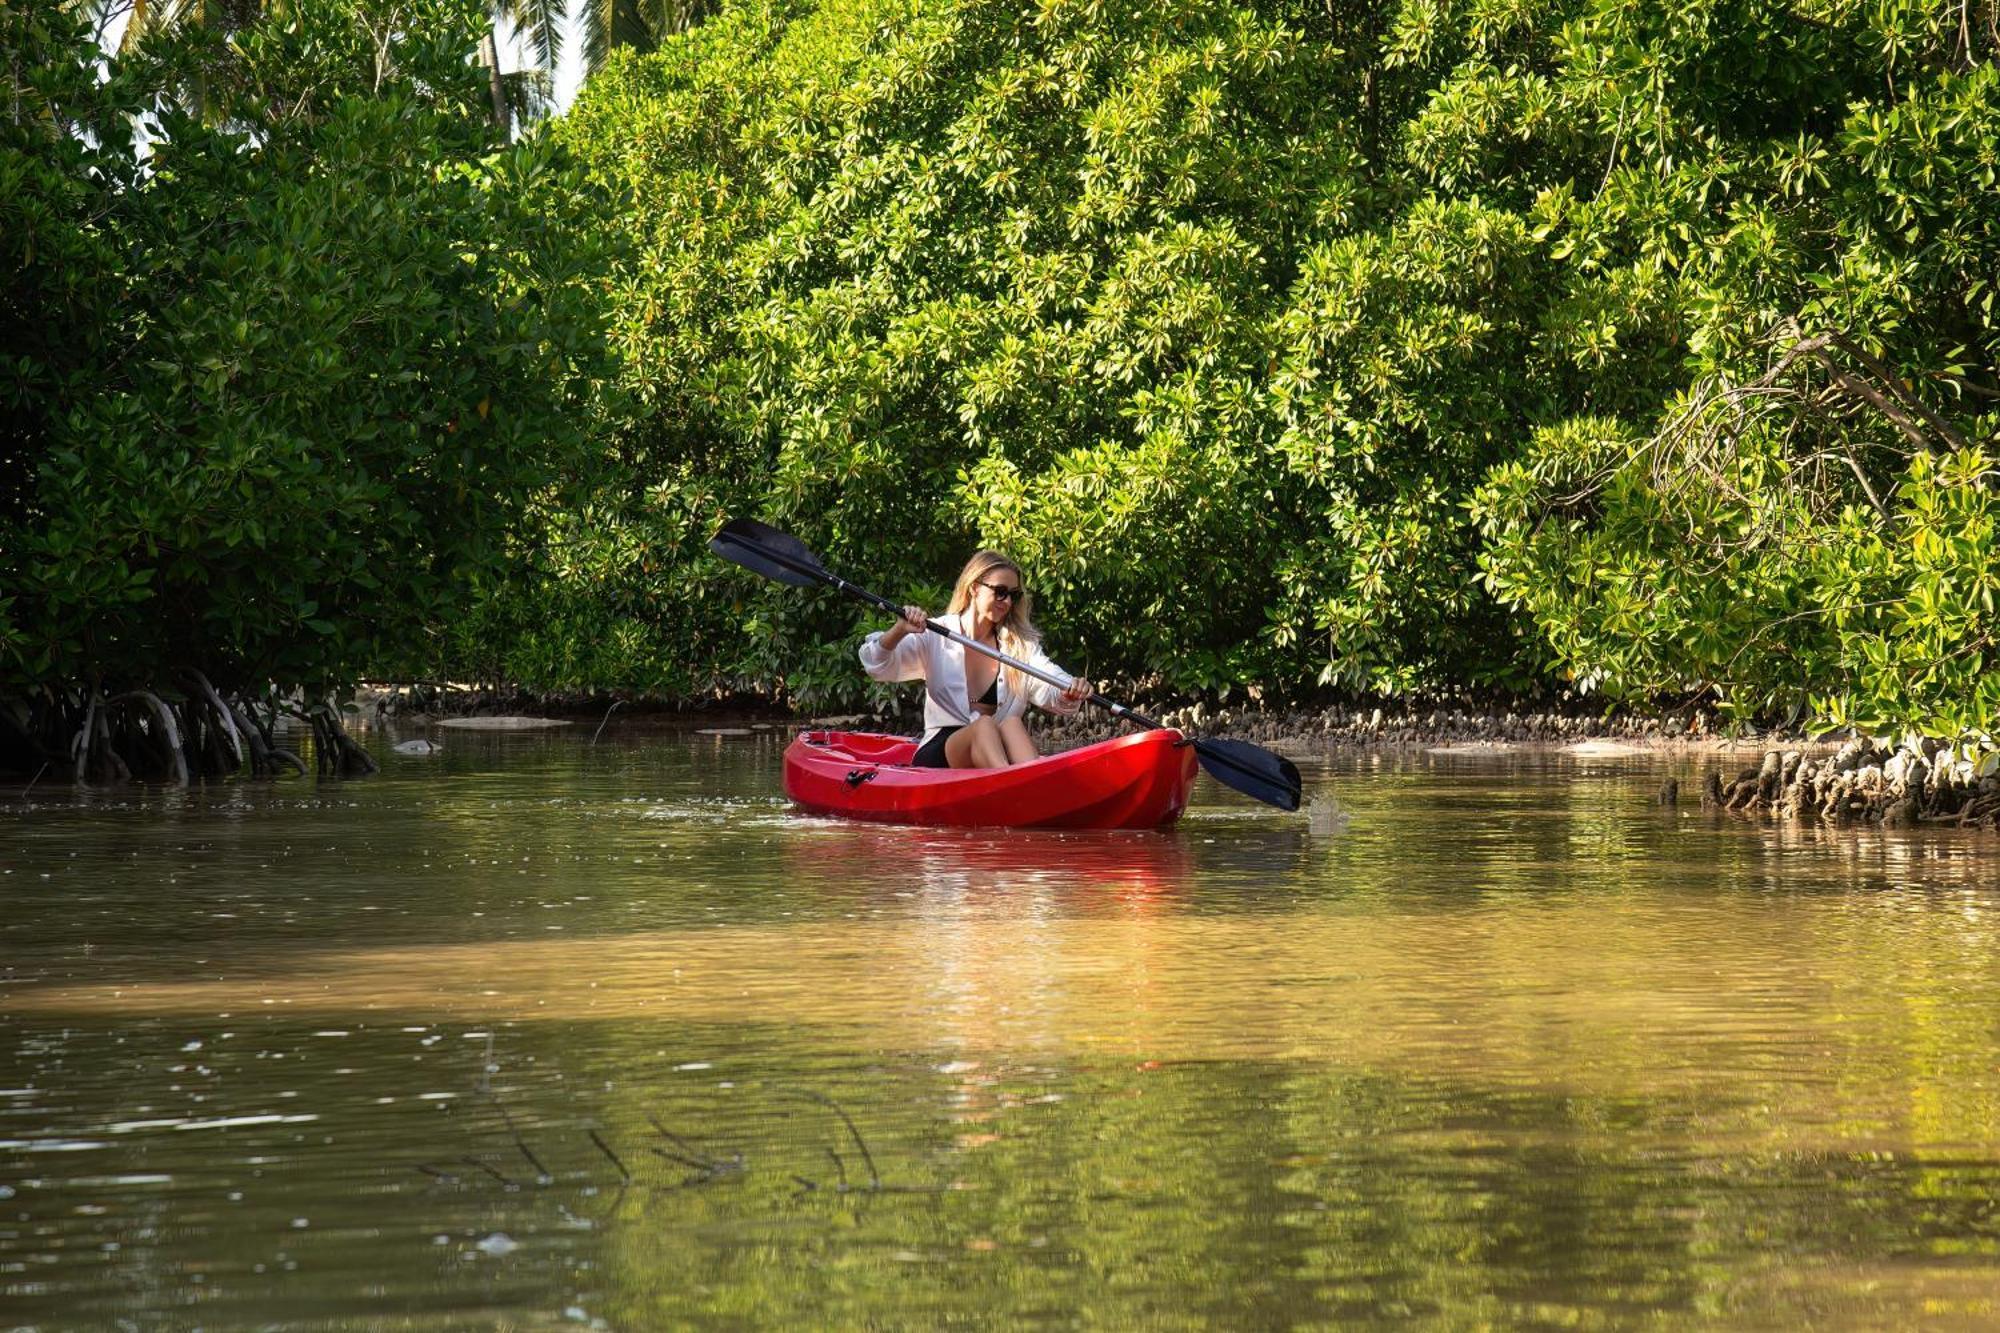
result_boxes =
[479,27,510,137]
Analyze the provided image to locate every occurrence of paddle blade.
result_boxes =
[1192,736,1302,812]
[708,517,827,589]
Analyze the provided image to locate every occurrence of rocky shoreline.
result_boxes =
[1696,736,2000,831]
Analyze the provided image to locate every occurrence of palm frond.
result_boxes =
[503,64,554,124]
[579,0,615,77]
[579,0,713,74]
[619,0,665,47]
[501,0,564,74]
[114,0,212,50]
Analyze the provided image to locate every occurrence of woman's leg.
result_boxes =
[997,715,1038,764]
[945,716,1009,768]
[910,727,959,768]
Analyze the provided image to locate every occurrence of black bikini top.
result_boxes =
[969,631,999,710]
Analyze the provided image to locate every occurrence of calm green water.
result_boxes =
[5,726,2000,1329]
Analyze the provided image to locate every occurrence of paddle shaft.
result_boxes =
[750,543,1165,730]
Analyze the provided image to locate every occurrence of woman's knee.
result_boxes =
[998,716,1037,762]
[948,716,1002,767]
[969,716,1006,764]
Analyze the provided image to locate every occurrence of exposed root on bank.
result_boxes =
[309,699,379,778]
[225,697,307,778]
[108,690,189,784]
[179,669,244,773]
[70,691,99,783]
[1704,736,2000,831]
[4,678,372,785]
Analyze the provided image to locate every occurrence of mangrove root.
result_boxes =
[1711,736,2000,833]
[225,698,306,778]
[107,690,189,784]
[309,701,378,778]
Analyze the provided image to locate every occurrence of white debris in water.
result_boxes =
[476,1232,519,1256]
[171,1114,318,1132]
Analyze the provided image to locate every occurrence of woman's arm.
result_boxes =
[858,605,933,682]
[1021,642,1091,715]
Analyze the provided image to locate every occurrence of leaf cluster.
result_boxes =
[1,0,622,702]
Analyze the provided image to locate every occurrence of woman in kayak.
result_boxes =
[860,551,1093,768]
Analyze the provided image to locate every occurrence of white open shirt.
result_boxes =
[858,611,1083,746]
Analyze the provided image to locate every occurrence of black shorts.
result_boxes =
[911,727,962,768]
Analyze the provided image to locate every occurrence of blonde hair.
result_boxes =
[945,550,1038,697]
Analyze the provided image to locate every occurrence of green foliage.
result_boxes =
[21,0,1997,738]
[1,1,142,669]
[0,0,618,700]
[1472,2,2000,738]
[510,0,1563,705]
[489,0,1993,723]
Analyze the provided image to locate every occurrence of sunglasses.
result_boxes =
[978,580,1024,602]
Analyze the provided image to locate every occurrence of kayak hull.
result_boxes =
[783,729,1199,829]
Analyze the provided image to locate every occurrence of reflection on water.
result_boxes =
[4,732,2000,1327]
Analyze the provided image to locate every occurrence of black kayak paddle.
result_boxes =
[709,517,1303,813]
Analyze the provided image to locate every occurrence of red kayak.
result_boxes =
[784,729,1199,829]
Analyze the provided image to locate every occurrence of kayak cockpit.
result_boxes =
[796,730,919,766]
